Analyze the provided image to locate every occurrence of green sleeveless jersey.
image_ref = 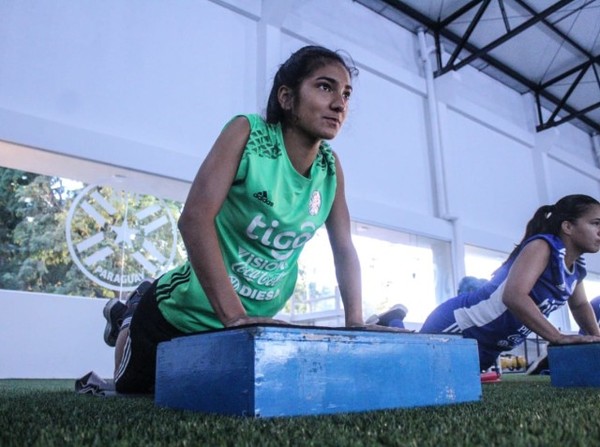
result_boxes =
[156,114,338,332]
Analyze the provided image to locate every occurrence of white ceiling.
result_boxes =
[356,0,600,135]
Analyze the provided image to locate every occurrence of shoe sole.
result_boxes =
[103,299,122,347]
[388,303,408,316]
[525,354,549,375]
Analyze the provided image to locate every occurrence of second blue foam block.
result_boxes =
[548,342,600,387]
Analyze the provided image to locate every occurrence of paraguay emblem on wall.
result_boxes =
[66,184,178,291]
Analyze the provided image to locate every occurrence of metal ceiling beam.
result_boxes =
[538,98,600,131]
[432,23,600,133]
[370,0,600,134]
[444,0,491,70]
[375,0,539,85]
[498,0,512,32]
[536,55,600,132]
[445,0,576,73]
[512,0,593,58]
[373,0,438,28]
[539,54,600,89]
[544,64,590,126]
[438,0,484,28]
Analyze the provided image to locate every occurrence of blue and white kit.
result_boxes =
[420,234,586,369]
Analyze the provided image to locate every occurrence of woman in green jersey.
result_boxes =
[104,45,392,394]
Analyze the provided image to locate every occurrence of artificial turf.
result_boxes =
[1,375,599,447]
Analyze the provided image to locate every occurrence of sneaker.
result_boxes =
[480,371,502,383]
[525,352,549,375]
[103,299,127,347]
[365,304,408,328]
[102,279,153,347]
[120,279,153,330]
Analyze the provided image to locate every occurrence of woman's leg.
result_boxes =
[113,327,129,378]
[421,299,499,372]
[420,299,462,334]
[114,281,184,394]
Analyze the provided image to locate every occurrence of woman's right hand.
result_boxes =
[552,333,600,345]
[224,315,292,328]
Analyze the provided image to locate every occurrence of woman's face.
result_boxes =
[285,62,352,141]
[566,204,600,254]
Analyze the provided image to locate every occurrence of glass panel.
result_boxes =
[0,166,185,298]
[289,228,337,311]
[288,222,454,325]
[464,245,507,280]
[356,225,454,323]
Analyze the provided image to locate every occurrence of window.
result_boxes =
[2,157,453,327]
[0,165,185,298]
[286,222,454,325]
[464,245,507,281]
[569,272,600,332]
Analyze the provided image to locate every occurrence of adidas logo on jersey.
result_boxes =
[253,191,274,207]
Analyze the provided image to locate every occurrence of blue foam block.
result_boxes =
[155,325,481,417]
[548,343,600,387]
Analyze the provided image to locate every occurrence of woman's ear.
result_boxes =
[277,85,293,111]
[561,220,573,235]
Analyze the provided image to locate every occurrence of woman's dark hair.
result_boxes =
[265,45,358,124]
[504,194,600,263]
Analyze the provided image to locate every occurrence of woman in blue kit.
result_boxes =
[377,194,600,371]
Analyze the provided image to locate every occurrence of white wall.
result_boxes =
[0,291,114,379]
[1,0,600,378]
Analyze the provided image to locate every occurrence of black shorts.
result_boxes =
[114,281,185,394]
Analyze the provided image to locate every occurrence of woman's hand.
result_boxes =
[347,323,414,333]
[552,333,600,345]
[224,315,291,328]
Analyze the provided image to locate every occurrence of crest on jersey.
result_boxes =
[308,191,322,216]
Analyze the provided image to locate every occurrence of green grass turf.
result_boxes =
[1,375,599,447]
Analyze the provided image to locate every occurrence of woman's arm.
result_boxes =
[568,282,600,336]
[179,116,286,327]
[503,239,600,343]
[324,154,364,328]
[324,154,410,332]
[502,240,564,343]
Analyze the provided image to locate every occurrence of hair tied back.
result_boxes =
[544,204,556,219]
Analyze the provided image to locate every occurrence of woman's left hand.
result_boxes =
[347,323,414,333]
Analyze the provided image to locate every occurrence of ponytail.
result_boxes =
[503,194,599,265]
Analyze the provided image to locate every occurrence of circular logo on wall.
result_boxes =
[66,184,178,291]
